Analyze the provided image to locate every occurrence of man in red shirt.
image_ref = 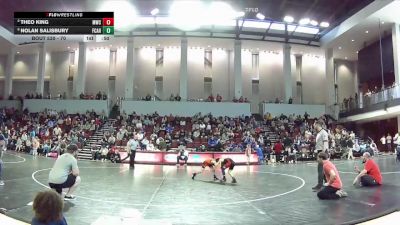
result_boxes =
[273,140,283,162]
[353,152,382,186]
[317,152,348,200]
[217,158,237,183]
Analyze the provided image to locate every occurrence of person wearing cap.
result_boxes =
[48,144,81,200]
[353,152,382,187]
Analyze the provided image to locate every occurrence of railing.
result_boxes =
[340,85,400,114]
[326,104,339,120]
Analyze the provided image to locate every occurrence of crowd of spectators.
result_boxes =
[0,105,376,165]
[1,91,109,101]
[261,97,294,104]
[134,93,252,103]
[79,91,108,100]
[342,82,400,112]
[0,108,105,158]
[91,109,367,164]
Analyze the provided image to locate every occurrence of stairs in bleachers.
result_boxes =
[252,113,263,121]
[109,105,120,119]
[77,120,115,160]
[264,127,280,144]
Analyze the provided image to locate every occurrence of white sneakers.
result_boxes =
[0,180,4,186]
[336,189,348,198]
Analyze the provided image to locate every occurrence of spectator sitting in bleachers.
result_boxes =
[216,94,222,102]
[175,94,181,101]
[208,94,215,102]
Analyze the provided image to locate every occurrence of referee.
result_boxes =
[312,121,329,191]
[0,133,5,186]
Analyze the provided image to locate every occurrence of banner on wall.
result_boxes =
[214,153,258,163]
[119,151,258,165]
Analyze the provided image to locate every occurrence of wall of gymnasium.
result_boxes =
[0,55,5,96]
[0,38,353,105]
[336,59,357,103]
[0,53,50,97]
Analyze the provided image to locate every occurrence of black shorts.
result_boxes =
[223,159,235,170]
[228,162,235,170]
[49,174,77,194]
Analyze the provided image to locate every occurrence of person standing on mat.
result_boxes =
[217,158,237,183]
[127,136,139,168]
[317,152,347,200]
[192,158,218,181]
[48,144,81,200]
[353,152,382,187]
[312,121,329,191]
[0,133,5,186]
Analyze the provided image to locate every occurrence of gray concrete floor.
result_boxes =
[1,151,400,225]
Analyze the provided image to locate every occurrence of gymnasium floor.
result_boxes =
[1,152,400,225]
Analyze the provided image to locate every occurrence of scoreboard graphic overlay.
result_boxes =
[14,12,114,42]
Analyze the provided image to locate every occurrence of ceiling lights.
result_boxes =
[169,1,205,31]
[310,20,318,26]
[295,26,319,34]
[151,8,159,16]
[243,20,270,29]
[99,1,137,31]
[320,22,330,28]
[236,11,245,17]
[283,16,294,23]
[169,1,241,30]
[299,18,310,25]
[99,1,330,34]
[256,13,265,20]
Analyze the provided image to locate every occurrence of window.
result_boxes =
[155,48,164,99]
[252,52,259,79]
[204,50,212,78]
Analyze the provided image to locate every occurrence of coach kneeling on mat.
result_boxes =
[48,144,81,200]
[353,152,382,187]
[317,152,347,200]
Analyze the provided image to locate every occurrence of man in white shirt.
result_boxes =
[53,125,62,137]
[380,135,386,152]
[108,135,116,146]
[136,121,143,129]
[386,133,392,152]
[127,137,139,168]
[141,137,150,150]
[394,132,400,154]
[180,120,186,126]
[0,134,5,185]
[48,144,81,200]
[349,131,355,140]
[199,123,206,130]
[146,142,156,151]
[136,132,144,141]
[312,121,329,191]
